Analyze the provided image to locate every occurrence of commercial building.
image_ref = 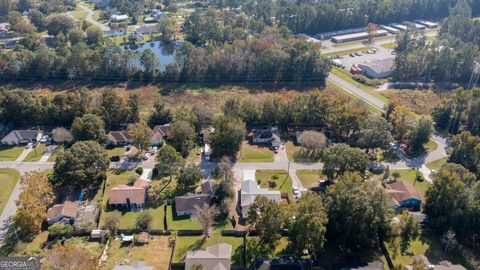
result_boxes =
[415,20,439,29]
[331,30,388,43]
[358,58,395,78]
[315,27,366,40]
[380,25,400,34]
[389,23,408,31]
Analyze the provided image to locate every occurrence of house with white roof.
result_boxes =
[185,243,232,270]
[240,170,281,218]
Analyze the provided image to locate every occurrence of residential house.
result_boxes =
[74,204,99,230]
[252,127,281,148]
[108,179,150,209]
[111,14,129,22]
[0,23,9,37]
[254,256,312,270]
[406,256,466,270]
[136,24,160,34]
[151,10,167,20]
[240,170,281,218]
[185,243,232,270]
[151,124,170,145]
[387,181,422,210]
[1,129,43,145]
[347,261,385,270]
[113,261,154,270]
[47,201,80,225]
[108,130,132,146]
[175,181,215,216]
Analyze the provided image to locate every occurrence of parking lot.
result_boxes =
[328,41,396,71]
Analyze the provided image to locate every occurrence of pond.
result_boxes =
[121,41,179,71]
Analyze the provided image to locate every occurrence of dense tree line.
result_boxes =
[237,0,480,35]
[393,1,479,83]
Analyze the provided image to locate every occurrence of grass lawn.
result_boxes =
[106,147,127,158]
[285,141,320,163]
[119,205,166,230]
[381,42,397,49]
[238,141,274,162]
[425,140,438,152]
[389,169,430,198]
[166,205,201,231]
[331,67,389,104]
[0,145,24,161]
[296,170,323,188]
[426,157,447,171]
[104,236,172,270]
[47,146,64,162]
[326,80,383,113]
[172,233,243,264]
[22,144,46,162]
[0,169,20,216]
[11,231,49,256]
[255,170,293,195]
[385,235,469,268]
[70,10,88,19]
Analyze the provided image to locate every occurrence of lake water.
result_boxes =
[121,41,178,71]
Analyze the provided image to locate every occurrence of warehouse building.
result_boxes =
[415,20,438,29]
[315,27,366,40]
[412,23,427,30]
[331,30,388,43]
[380,25,400,34]
[389,23,408,31]
[358,58,395,78]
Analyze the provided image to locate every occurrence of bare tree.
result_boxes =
[298,131,327,154]
[194,203,219,237]
[52,127,73,145]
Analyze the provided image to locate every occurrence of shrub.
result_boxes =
[48,223,74,236]
[135,167,144,175]
[136,212,152,230]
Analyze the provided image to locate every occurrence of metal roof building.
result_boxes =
[415,20,439,29]
[358,58,395,79]
[331,30,388,43]
[389,23,408,31]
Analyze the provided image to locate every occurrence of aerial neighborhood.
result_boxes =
[0,0,479,269]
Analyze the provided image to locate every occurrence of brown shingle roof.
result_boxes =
[138,232,149,243]
[108,131,131,144]
[201,180,215,195]
[387,181,422,206]
[175,192,212,213]
[109,182,146,205]
[47,201,79,221]
[151,124,170,143]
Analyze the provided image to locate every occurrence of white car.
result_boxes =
[143,152,150,160]
[292,186,300,195]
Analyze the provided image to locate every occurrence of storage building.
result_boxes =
[389,23,408,31]
[358,58,395,78]
[331,30,388,43]
[415,20,438,29]
[380,25,400,34]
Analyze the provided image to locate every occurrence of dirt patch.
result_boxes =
[382,89,449,115]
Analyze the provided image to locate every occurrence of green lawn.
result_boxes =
[285,141,320,163]
[426,140,438,152]
[22,144,46,162]
[426,157,447,171]
[326,80,383,113]
[330,67,389,104]
[0,168,20,216]
[173,233,244,264]
[238,141,274,162]
[0,145,24,161]
[11,231,49,257]
[70,10,88,19]
[389,169,430,198]
[119,205,166,230]
[296,170,323,188]
[381,42,397,49]
[106,147,127,158]
[166,205,201,231]
[255,170,293,195]
[47,146,64,162]
[385,235,469,268]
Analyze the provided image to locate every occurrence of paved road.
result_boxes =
[328,73,386,110]
[76,4,110,32]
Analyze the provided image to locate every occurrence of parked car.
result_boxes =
[40,135,49,143]
[111,156,120,162]
[143,152,150,160]
[355,51,363,56]
[274,146,279,154]
[292,186,300,195]
[350,53,356,57]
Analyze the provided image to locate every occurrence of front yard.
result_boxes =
[106,147,127,158]
[389,169,430,197]
[238,141,274,162]
[0,145,24,161]
[104,236,172,270]
[426,157,447,171]
[47,146,64,162]
[296,169,323,188]
[285,141,320,163]
[255,170,293,195]
[22,144,46,162]
[0,168,20,215]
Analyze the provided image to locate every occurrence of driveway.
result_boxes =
[15,147,32,162]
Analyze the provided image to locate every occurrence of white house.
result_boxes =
[358,58,395,79]
[1,130,43,145]
[252,127,281,148]
[111,14,129,22]
[240,170,281,218]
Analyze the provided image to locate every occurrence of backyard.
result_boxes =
[166,205,202,231]
[0,168,20,215]
[255,170,293,195]
[0,145,24,161]
[238,142,274,162]
[104,236,172,270]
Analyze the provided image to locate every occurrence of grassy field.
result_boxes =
[106,147,127,158]
[22,144,46,162]
[172,233,243,264]
[104,236,172,270]
[381,42,397,49]
[70,10,88,19]
[326,80,383,113]
[331,67,389,104]
[382,90,447,116]
[0,168,20,216]
[0,145,24,161]
[426,157,447,171]
[285,141,320,163]
[238,141,274,162]
[296,170,323,188]
[255,170,293,195]
[119,205,166,230]
[166,205,201,231]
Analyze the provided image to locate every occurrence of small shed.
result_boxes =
[91,229,110,239]
[137,232,149,244]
